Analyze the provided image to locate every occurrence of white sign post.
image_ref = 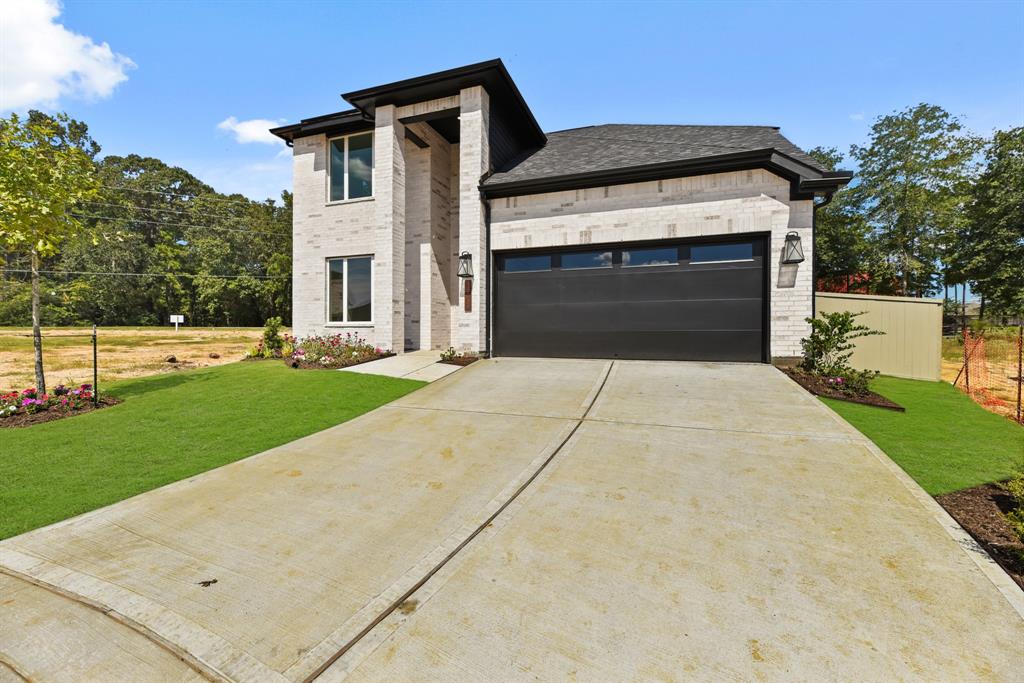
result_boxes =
[170,314,184,331]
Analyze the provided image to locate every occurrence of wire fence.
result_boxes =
[954,326,1023,424]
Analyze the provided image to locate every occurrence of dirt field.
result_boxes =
[0,327,278,389]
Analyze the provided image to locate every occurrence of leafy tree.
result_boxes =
[0,112,100,393]
[850,104,981,296]
[807,147,881,290]
[955,127,1024,317]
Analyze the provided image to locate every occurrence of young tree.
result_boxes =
[850,104,981,296]
[956,127,1024,316]
[0,112,100,393]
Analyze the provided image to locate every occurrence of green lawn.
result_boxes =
[0,361,423,539]
[823,376,1024,496]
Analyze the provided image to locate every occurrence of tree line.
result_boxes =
[810,104,1022,320]
[1,111,292,329]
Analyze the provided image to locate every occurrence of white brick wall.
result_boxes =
[291,134,379,343]
[490,169,814,359]
[454,86,489,352]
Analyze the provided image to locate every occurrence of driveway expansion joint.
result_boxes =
[301,361,616,682]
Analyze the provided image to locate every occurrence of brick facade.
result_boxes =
[489,169,813,359]
[291,90,814,361]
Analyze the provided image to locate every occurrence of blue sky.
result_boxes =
[3,0,1023,202]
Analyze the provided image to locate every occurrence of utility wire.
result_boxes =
[82,200,256,220]
[69,212,289,237]
[101,185,274,208]
[1,269,289,280]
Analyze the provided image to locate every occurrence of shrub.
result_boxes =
[440,346,457,362]
[1006,467,1024,543]
[262,316,284,355]
[800,311,884,376]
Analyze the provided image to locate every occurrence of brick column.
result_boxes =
[456,86,489,352]
[374,104,405,352]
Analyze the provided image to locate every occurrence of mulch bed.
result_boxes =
[0,396,121,429]
[285,352,395,370]
[440,355,480,367]
[780,368,904,412]
[936,483,1024,591]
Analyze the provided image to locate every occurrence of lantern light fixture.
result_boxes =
[782,231,805,264]
[457,251,474,278]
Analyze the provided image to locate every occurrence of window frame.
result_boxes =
[325,255,374,325]
[326,131,374,204]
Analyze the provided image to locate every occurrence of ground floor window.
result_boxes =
[327,256,373,322]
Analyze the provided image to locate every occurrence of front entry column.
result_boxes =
[455,85,489,353]
[374,104,406,352]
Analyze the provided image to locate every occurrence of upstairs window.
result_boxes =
[328,132,373,202]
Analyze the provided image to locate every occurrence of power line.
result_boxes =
[1,269,289,280]
[82,200,255,221]
[70,212,289,237]
[101,185,275,208]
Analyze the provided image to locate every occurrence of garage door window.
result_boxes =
[504,255,551,272]
[561,250,613,269]
[622,247,678,267]
[690,243,754,263]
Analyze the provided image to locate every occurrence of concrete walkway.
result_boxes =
[338,350,461,382]
[1,359,1021,681]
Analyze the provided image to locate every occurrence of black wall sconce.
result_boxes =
[782,231,805,264]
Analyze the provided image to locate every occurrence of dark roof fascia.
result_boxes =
[342,59,546,149]
[481,149,849,200]
[269,109,372,143]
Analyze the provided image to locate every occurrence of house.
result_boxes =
[271,59,851,363]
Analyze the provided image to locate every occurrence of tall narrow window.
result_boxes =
[328,132,374,202]
[327,256,373,323]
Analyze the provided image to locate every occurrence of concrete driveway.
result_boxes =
[2,359,1022,681]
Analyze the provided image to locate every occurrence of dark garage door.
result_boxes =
[493,237,766,362]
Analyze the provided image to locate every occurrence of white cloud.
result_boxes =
[217,116,286,146]
[848,112,865,121]
[0,0,135,111]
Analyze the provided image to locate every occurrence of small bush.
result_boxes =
[262,316,284,354]
[800,311,884,377]
[440,346,457,362]
[1006,467,1024,543]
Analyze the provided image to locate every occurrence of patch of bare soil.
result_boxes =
[936,483,1024,591]
[780,368,904,411]
[0,396,121,429]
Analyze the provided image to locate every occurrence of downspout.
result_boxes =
[479,176,494,358]
[811,191,835,319]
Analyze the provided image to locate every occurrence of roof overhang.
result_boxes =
[270,109,371,145]
[343,59,545,150]
[480,148,853,201]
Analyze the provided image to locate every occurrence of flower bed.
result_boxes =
[439,347,481,366]
[1,384,119,428]
[286,333,393,370]
[780,368,904,411]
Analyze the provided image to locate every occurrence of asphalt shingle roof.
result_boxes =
[483,124,828,186]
